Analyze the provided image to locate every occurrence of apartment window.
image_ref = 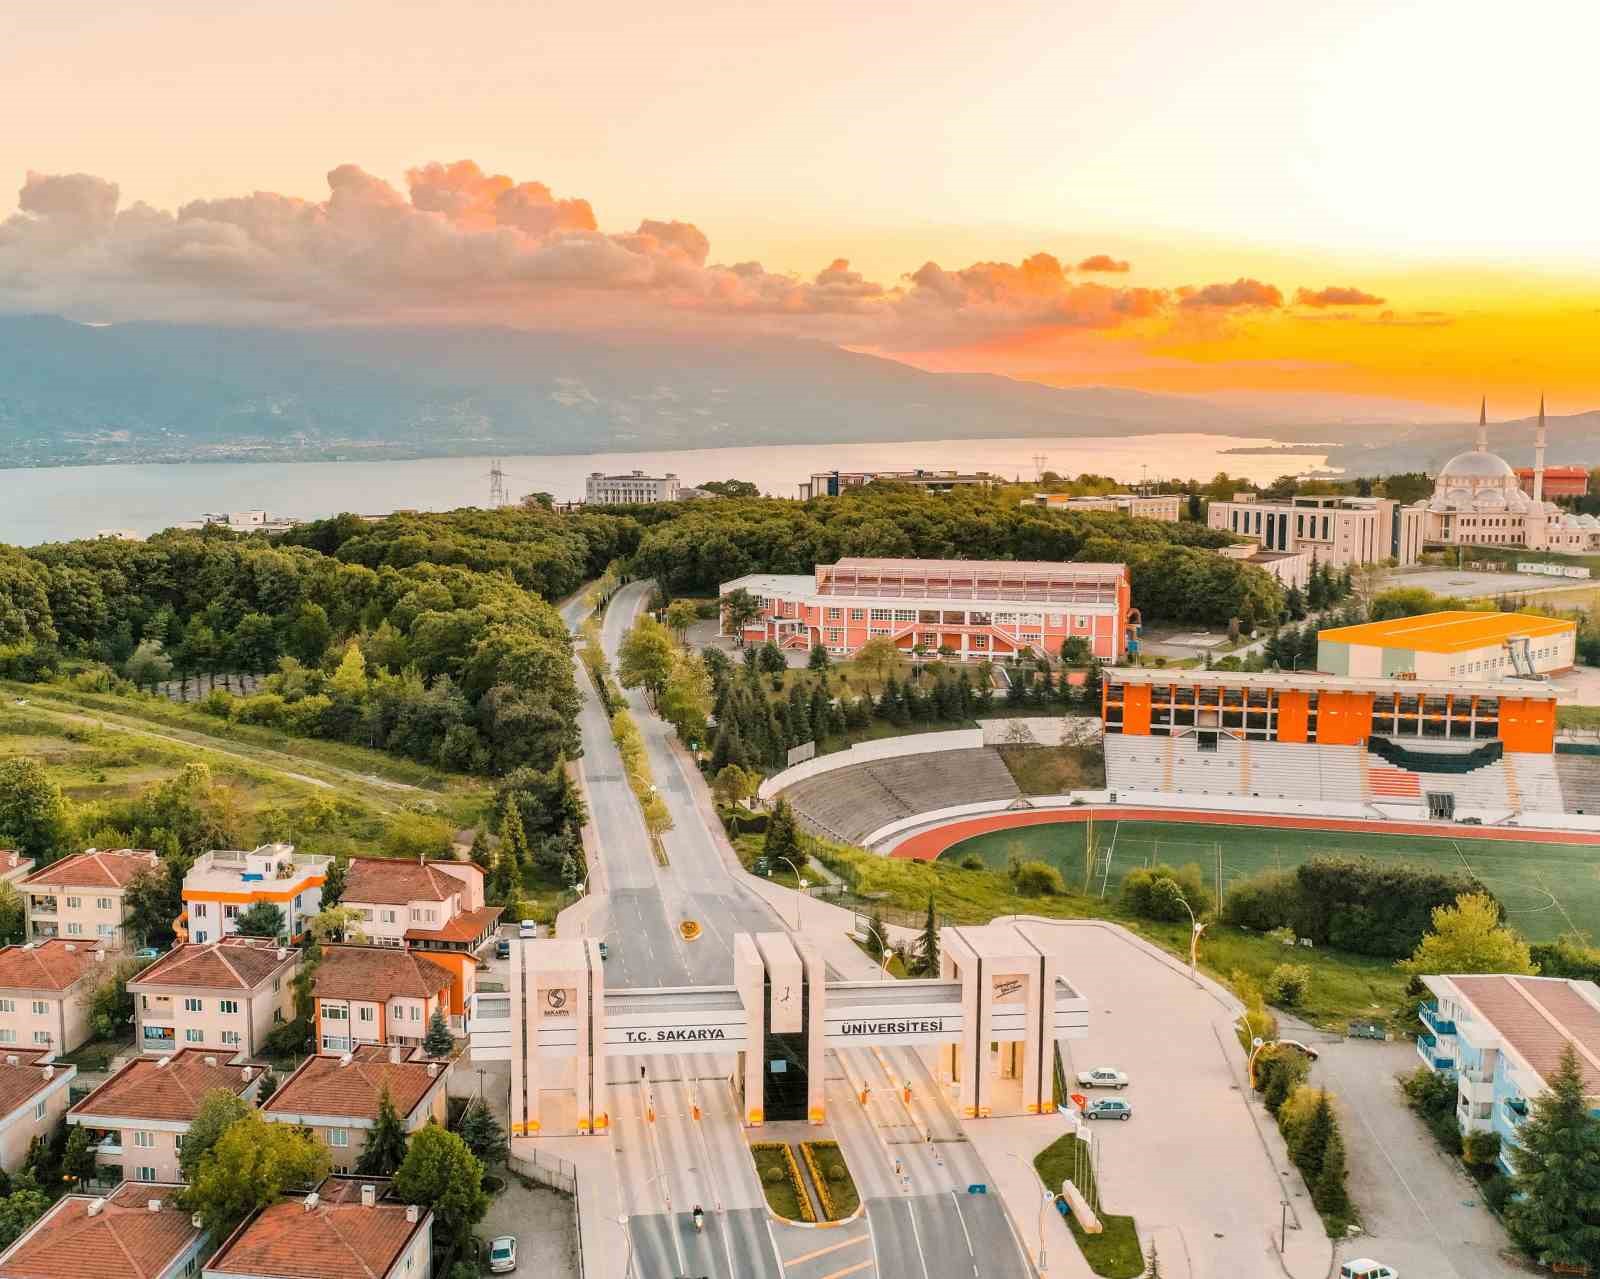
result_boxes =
[0,1029,15,1044]
[32,1032,50,1045]
[191,903,207,919]
[848,608,865,621]
[31,1000,47,1015]
[0,1000,11,1013]
[221,1031,240,1046]
[98,925,114,938]
[330,1128,349,1148]
[67,923,83,936]
[135,1167,157,1183]
[186,1029,204,1043]
[34,1100,46,1120]
[66,897,81,909]
[96,897,112,910]
[893,609,916,623]
[826,607,842,620]
[224,905,239,920]
[869,608,893,621]
[382,910,398,924]
[134,1130,155,1148]
[825,628,844,643]
[358,1007,376,1023]
[410,1006,422,1021]
[184,997,203,1012]
[323,1005,348,1022]
[220,999,239,1015]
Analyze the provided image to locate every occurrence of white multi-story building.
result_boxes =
[584,470,681,505]
[1022,492,1181,522]
[180,844,331,943]
[1208,493,1424,567]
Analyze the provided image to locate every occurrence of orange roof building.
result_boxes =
[0,1183,205,1279]
[0,1050,76,1176]
[202,1176,432,1279]
[19,849,158,949]
[128,938,301,1058]
[0,939,110,1057]
[313,947,458,1056]
[1317,610,1577,682]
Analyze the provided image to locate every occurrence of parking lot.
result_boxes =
[1019,920,1331,1279]
[476,1177,579,1279]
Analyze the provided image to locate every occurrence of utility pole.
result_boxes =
[487,459,507,508]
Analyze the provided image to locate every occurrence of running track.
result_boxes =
[890,805,1600,861]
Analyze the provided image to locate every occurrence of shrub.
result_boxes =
[481,1174,504,1194]
[1259,1050,1309,1115]
[959,854,986,872]
[1461,1128,1501,1175]
[1267,964,1311,1008]
[828,1163,846,1182]
[1291,856,1487,959]
[764,1165,784,1185]
[1120,863,1210,922]
[1013,860,1066,897]
[1221,868,1299,931]
[1482,1172,1514,1213]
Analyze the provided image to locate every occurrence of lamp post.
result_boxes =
[861,923,894,980]
[615,1215,634,1278]
[1007,1152,1049,1273]
[1163,886,1205,986]
[774,856,808,931]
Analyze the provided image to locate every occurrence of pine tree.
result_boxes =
[765,798,800,866]
[356,1086,409,1175]
[423,1007,455,1057]
[1312,1116,1350,1220]
[458,1098,507,1165]
[1506,1043,1600,1266]
[560,849,579,891]
[499,795,530,873]
[468,829,492,872]
[865,908,889,961]
[1293,1090,1335,1184]
[914,895,940,976]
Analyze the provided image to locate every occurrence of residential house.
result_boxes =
[128,938,300,1056]
[0,1183,207,1279]
[1419,973,1600,1174]
[19,849,158,947]
[0,852,33,887]
[0,1049,76,1174]
[313,947,457,1054]
[180,844,331,944]
[0,938,109,1055]
[203,1176,432,1279]
[261,1046,451,1174]
[67,1048,265,1185]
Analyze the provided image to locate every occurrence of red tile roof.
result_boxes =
[1452,975,1600,1095]
[69,1049,258,1125]
[343,858,480,906]
[0,1051,68,1120]
[19,849,157,890]
[261,1053,444,1124]
[206,1178,428,1279]
[130,937,299,991]
[314,946,453,1002]
[0,1183,199,1279]
[0,940,106,993]
[404,905,502,945]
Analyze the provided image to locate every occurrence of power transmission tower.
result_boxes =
[487,460,507,508]
[1032,453,1048,482]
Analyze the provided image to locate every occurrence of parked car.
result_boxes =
[495,939,512,959]
[487,1235,517,1274]
[518,919,537,939]
[597,940,609,961]
[1084,1098,1132,1121]
[1076,1066,1128,1089]
[1339,1261,1396,1279]
[133,947,162,961]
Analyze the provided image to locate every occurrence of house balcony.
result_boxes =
[1416,1031,1454,1072]
[1502,1097,1529,1128]
[1419,1001,1457,1037]
[1459,1069,1495,1105]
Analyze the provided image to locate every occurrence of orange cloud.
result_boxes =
[1295,284,1385,307]
[1178,277,1284,308]
[1076,254,1131,273]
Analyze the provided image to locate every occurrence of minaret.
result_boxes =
[1533,395,1547,505]
[1476,396,1488,452]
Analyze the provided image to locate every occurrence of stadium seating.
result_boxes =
[782,747,1022,843]
[1554,754,1600,815]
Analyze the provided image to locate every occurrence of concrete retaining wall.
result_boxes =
[758,729,983,800]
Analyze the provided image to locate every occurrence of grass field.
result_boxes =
[943,817,1600,942]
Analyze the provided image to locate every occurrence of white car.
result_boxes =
[1339,1262,1396,1279]
[1076,1066,1129,1089]
[518,919,537,939]
[487,1235,517,1274]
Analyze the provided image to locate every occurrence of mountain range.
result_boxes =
[0,314,1594,476]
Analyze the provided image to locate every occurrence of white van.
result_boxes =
[1340,1262,1397,1279]
[519,919,538,939]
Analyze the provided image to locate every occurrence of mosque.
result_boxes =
[1414,399,1600,552]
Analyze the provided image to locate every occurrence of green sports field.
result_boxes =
[942,818,1600,942]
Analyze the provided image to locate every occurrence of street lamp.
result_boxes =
[614,1215,634,1279]
[774,856,808,931]
[861,923,894,981]
[1007,1152,1049,1273]
[1163,886,1205,986]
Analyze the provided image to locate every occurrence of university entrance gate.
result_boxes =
[470,922,1089,1137]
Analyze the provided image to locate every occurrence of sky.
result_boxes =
[4,0,1598,414]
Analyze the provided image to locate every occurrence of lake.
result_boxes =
[0,433,1329,545]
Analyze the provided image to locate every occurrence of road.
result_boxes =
[563,580,1028,1279]
[1308,1037,1529,1279]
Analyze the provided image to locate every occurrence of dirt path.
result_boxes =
[2,688,428,811]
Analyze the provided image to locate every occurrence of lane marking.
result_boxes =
[905,1198,932,1279]
[784,1232,869,1267]
[817,1260,874,1279]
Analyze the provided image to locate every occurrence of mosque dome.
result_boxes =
[1438,450,1515,480]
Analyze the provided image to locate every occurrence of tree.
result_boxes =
[1312,1115,1351,1220]
[457,1098,507,1165]
[185,1112,330,1240]
[0,881,24,946]
[498,797,529,874]
[0,1178,49,1250]
[757,642,786,676]
[381,811,454,862]
[308,904,367,944]
[618,616,677,706]
[1059,636,1091,665]
[234,901,286,939]
[854,636,899,685]
[0,758,70,862]
[179,1089,253,1182]
[659,652,712,746]
[125,639,174,691]
[61,1125,97,1187]
[393,1122,490,1244]
[355,1087,409,1176]
[328,641,368,698]
[286,602,333,666]
[720,588,761,644]
[1400,891,1537,977]
[808,643,831,671]
[664,599,699,640]
[423,1007,454,1057]
[1291,1089,1335,1185]
[82,956,147,1039]
[765,797,800,866]
[123,863,182,948]
[712,764,756,809]
[320,855,348,909]
[913,895,940,977]
[1506,1043,1600,1266]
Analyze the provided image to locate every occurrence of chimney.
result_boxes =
[87,1199,106,1218]
[4,1054,17,1066]
[241,1066,255,1084]
[427,1063,439,1078]
[22,942,34,951]
[303,1192,320,1212]
[360,1184,376,1208]
[276,947,287,961]
[340,1052,353,1067]
[204,1056,218,1068]
[64,943,76,953]
[405,1204,420,1224]
[148,1199,162,1212]
[192,1212,204,1230]
[156,1056,170,1068]
[389,1044,403,1064]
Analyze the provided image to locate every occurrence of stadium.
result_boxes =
[761,653,1600,943]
